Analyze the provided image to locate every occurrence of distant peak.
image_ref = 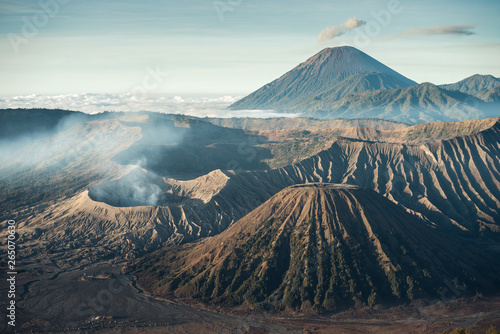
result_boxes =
[468,74,499,80]
[322,45,358,51]
[303,46,373,68]
[317,46,362,55]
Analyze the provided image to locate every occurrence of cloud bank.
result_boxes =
[318,17,366,42]
[0,93,298,118]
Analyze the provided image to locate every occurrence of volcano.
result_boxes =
[133,183,500,312]
[229,46,417,111]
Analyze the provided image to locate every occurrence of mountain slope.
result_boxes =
[0,108,89,140]
[229,46,416,111]
[207,117,408,131]
[440,74,500,99]
[229,50,500,124]
[10,117,500,272]
[305,82,494,123]
[477,85,500,102]
[304,72,417,105]
[244,118,500,232]
[134,184,500,312]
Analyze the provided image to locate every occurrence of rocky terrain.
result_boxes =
[133,183,500,312]
[207,117,408,132]
[8,115,500,271]
[1,109,500,332]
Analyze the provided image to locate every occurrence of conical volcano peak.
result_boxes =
[323,45,357,52]
[296,46,408,79]
[313,45,361,57]
[309,45,365,60]
[229,46,417,111]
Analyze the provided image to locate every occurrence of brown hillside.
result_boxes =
[134,184,500,312]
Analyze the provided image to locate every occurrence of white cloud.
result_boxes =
[0,93,298,118]
[318,17,366,42]
[392,25,476,39]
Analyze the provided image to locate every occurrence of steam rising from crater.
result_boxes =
[1,109,269,209]
[89,168,168,207]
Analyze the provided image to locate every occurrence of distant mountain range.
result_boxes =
[229,47,500,124]
[306,82,490,124]
[440,74,500,99]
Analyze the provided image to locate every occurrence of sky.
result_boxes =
[0,0,499,100]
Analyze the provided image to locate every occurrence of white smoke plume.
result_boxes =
[318,17,366,42]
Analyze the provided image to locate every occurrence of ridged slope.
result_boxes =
[229,46,416,111]
[477,85,500,102]
[19,169,252,258]
[440,74,500,98]
[242,118,500,232]
[305,82,492,123]
[299,72,417,107]
[15,117,500,268]
[135,184,500,312]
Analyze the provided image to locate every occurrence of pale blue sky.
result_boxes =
[0,0,499,97]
